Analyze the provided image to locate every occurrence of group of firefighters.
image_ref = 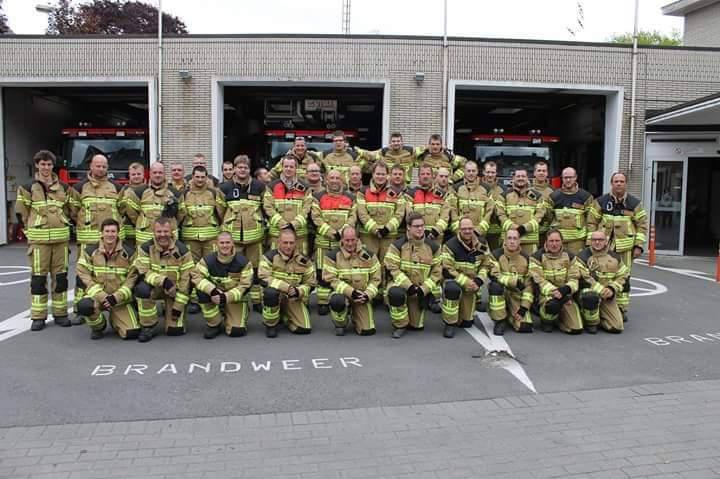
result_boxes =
[16,130,647,342]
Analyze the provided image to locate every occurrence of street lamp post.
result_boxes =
[157,0,163,164]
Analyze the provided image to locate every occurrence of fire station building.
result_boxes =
[1,5,720,255]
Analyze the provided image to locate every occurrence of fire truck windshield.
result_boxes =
[476,145,551,178]
[67,138,145,170]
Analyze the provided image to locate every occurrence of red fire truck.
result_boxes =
[58,126,149,184]
[472,130,561,188]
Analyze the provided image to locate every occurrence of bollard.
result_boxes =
[648,224,656,267]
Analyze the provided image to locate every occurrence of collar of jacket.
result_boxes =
[561,184,579,194]
[590,244,610,256]
[150,179,169,192]
[457,231,481,252]
[544,247,565,259]
[369,181,388,193]
[35,172,60,189]
[217,248,237,264]
[87,173,109,187]
[188,182,208,193]
[611,192,628,205]
[278,248,298,262]
[512,185,529,196]
[280,175,298,189]
[532,179,550,189]
[153,237,177,255]
[408,236,426,248]
[503,246,522,258]
[340,242,363,260]
[98,240,123,256]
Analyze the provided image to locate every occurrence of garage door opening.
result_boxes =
[448,82,622,198]
[1,84,151,244]
[685,157,720,256]
[221,85,385,171]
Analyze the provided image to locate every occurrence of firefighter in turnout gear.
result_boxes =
[263,156,312,254]
[69,154,123,324]
[452,161,494,236]
[528,229,583,334]
[587,172,647,320]
[178,166,222,261]
[218,155,267,308]
[348,165,364,194]
[356,161,406,292]
[258,228,316,337]
[305,163,325,195]
[404,164,452,247]
[482,161,506,250]
[170,162,186,191]
[310,170,357,315]
[364,132,416,184]
[75,219,140,340]
[497,168,546,255]
[532,161,555,245]
[132,217,194,342]
[123,162,182,246]
[441,217,494,338]
[15,150,73,330]
[415,134,466,183]
[576,230,629,334]
[546,167,593,255]
[269,136,323,180]
[319,131,362,183]
[184,153,221,188]
[323,226,382,336]
[488,228,534,335]
[118,162,146,246]
[191,232,254,339]
[384,213,443,338]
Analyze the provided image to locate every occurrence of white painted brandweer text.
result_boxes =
[645,333,720,346]
[91,357,363,376]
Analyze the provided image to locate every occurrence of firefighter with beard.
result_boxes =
[319,130,361,183]
[269,136,323,180]
[488,228,534,335]
[404,164,452,249]
[364,132,416,185]
[587,172,647,322]
[76,219,139,340]
[497,169,546,255]
[453,161,494,238]
[191,232,254,339]
[384,213,443,338]
[441,217,494,338]
[310,169,357,315]
[576,230,629,334]
[546,167,593,255]
[528,229,583,334]
[323,226,381,336]
[258,228,316,337]
[415,134,466,183]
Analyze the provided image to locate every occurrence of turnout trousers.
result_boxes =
[328,294,376,335]
[262,287,312,333]
[28,242,69,321]
[77,298,140,339]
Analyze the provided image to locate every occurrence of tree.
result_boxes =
[608,29,682,46]
[0,0,12,35]
[47,0,188,35]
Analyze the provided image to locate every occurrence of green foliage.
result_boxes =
[608,29,682,46]
[0,0,12,35]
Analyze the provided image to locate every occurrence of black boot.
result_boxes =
[138,327,156,343]
[476,301,487,312]
[391,328,407,339]
[54,315,71,327]
[428,300,442,314]
[188,303,201,315]
[70,314,85,326]
[334,326,345,336]
[30,320,45,331]
[443,324,456,338]
[203,325,222,339]
[622,312,629,323]
[518,322,533,333]
[585,324,598,335]
[228,327,247,337]
[166,327,185,336]
[318,304,330,316]
[252,303,263,314]
[90,330,104,340]
[265,326,278,338]
[541,322,553,333]
[493,321,505,336]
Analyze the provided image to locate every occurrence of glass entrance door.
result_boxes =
[651,159,687,254]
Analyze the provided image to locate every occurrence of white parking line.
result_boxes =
[0,266,31,286]
[636,259,716,283]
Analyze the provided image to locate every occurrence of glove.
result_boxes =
[558,285,572,296]
[334,231,342,241]
[163,277,174,290]
[517,225,527,236]
[517,307,528,317]
[218,293,227,305]
[516,279,525,291]
[171,308,182,320]
[287,287,299,298]
[605,287,616,300]
[473,277,484,288]
[210,288,222,298]
[428,228,440,240]
[377,227,389,238]
[105,294,118,307]
[351,289,363,301]
[162,197,179,218]
[407,285,420,297]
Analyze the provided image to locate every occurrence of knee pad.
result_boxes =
[488,281,505,296]
[544,299,563,316]
[197,291,211,304]
[623,278,631,293]
[443,281,462,301]
[580,293,601,310]
[263,287,280,307]
[387,286,406,307]
[329,294,347,313]
[77,298,96,317]
[75,276,86,291]
[133,281,153,299]
[54,272,68,293]
[30,275,47,295]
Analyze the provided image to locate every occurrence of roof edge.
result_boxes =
[662,0,720,16]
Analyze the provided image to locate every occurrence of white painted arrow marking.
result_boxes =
[0,290,75,343]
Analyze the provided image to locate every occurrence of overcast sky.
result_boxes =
[5,0,683,42]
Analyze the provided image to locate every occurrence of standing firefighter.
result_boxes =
[269,137,322,180]
[319,130,361,183]
[532,160,555,245]
[528,229,583,334]
[310,170,357,315]
[488,228,534,335]
[576,230,629,334]
[132,217,194,342]
[441,217,494,338]
[75,219,139,340]
[258,228,316,337]
[453,161,494,237]
[15,150,73,330]
[497,169,546,255]
[263,156,312,254]
[118,162,146,247]
[367,132,416,184]
[415,134,466,183]
[384,213,443,338]
[404,164,453,247]
[179,165,222,259]
[191,232,254,339]
[323,227,382,336]
[482,160,506,250]
[218,155,266,308]
[69,154,123,324]
[546,167,593,255]
[588,172,647,321]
